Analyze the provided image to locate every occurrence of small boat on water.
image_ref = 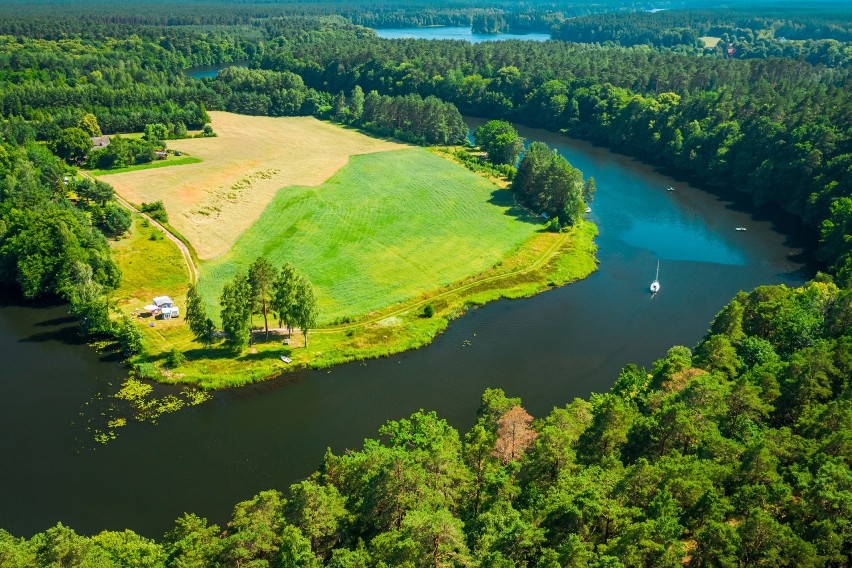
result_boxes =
[585,206,592,214]
[736,227,747,231]
[667,186,675,191]
[649,260,660,293]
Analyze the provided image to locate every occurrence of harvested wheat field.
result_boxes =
[100,111,408,259]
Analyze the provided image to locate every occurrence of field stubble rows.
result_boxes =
[100,111,408,260]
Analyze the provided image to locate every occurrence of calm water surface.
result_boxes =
[184,60,250,79]
[374,26,551,42]
[0,120,812,537]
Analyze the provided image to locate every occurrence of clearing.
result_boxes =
[105,114,598,387]
[99,111,408,260]
[198,148,540,323]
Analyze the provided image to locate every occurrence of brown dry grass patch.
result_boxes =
[100,111,408,260]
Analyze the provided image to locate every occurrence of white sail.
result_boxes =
[650,261,660,293]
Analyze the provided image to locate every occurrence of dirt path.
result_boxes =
[81,172,198,284]
[114,194,199,284]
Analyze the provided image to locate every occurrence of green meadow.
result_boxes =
[88,155,201,176]
[198,148,540,324]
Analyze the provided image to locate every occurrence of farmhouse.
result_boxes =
[150,296,180,319]
[91,135,111,147]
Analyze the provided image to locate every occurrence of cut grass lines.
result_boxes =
[198,148,540,324]
[100,112,409,260]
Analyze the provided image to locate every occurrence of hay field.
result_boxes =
[198,148,540,324]
[100,112,408,260]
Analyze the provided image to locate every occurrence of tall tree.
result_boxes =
[78,113,102,137]
[474,120,524,165]
[271,262,298,337]
[350,85,365,122]
[50,127,92,165]
[293,275,318,347]
[219,272,252,351]
[185,283,215,347]
[248,257,276,341]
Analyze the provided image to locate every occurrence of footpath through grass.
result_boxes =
[199,148,540,323]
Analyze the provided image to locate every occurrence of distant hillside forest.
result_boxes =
[0,2,850,565]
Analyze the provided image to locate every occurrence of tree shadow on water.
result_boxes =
[34,315,77,327]
[19,324,88,346]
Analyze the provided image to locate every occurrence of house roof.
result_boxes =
[153,296,174,306]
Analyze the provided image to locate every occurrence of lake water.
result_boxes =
[184,61,250,79]
[0,120,812,538]
[374,26,551,43]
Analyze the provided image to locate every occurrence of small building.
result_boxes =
[151,296,179,319]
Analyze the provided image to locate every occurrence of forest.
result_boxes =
[552,8,852,66]
[2,280,851,565]
[0,0,850,565]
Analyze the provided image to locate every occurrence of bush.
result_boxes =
[423,304,435,318]
[115,316,144,358]
[140,200,168,224]
[165,348,186,368]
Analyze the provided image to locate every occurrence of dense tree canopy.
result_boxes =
[3,279,852,564]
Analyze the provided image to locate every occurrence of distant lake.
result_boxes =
[184,60,249,79]
[374,26,551,43]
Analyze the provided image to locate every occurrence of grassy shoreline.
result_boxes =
[115,218,597,389]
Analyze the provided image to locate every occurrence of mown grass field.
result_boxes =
[106,118,599,388]
[118,219,596,389]
[198,148,541,324]
[101,112,407,260]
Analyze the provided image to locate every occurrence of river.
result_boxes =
[0,119,812,538]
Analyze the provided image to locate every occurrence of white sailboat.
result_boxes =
[649,260,660,293]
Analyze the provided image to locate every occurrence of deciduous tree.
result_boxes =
[220,272,252,351]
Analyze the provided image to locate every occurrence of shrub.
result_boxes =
[165,348,186,368]
[140,200,168,224]
[115,316,144,358]
[423,304,435,318]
